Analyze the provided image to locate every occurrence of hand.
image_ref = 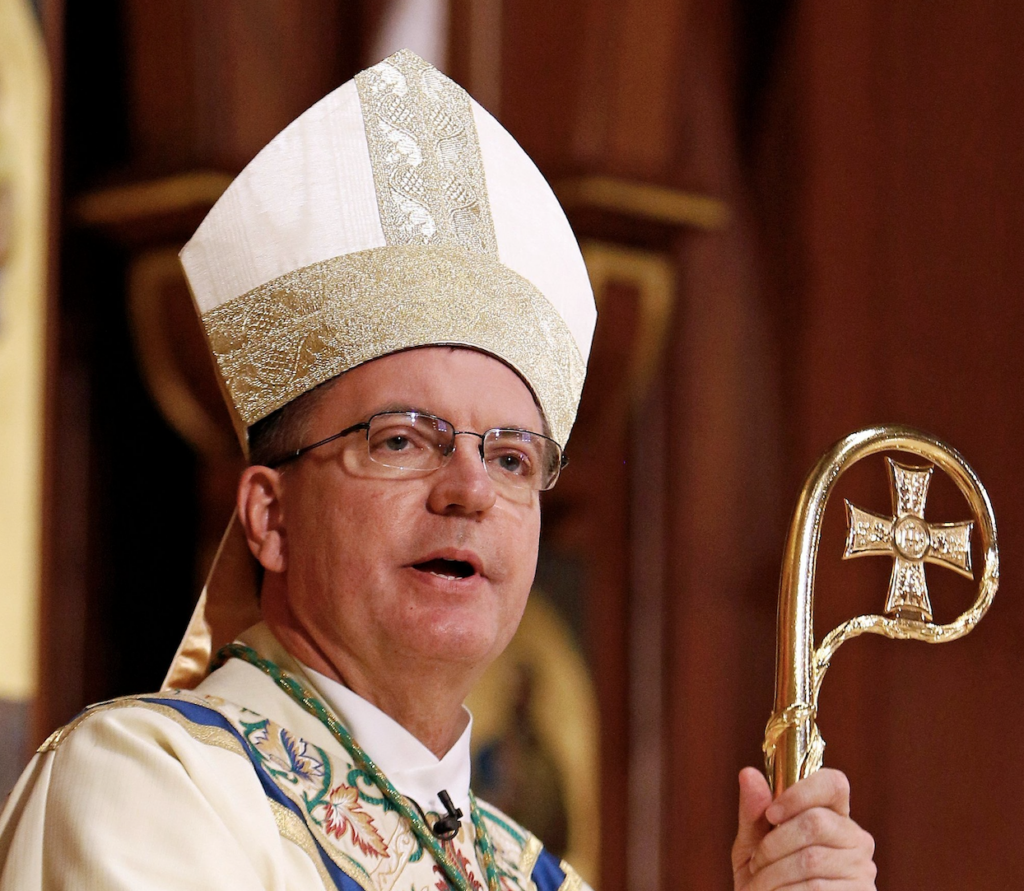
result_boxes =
[731,767,876,890]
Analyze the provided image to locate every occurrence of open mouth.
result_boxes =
[414,558,476,580]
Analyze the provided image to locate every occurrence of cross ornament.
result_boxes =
[843,458,974,622]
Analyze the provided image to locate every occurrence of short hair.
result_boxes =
[246,376,340,467]
[246,349,553,466]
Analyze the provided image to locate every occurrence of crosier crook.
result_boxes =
[764,425,999,794]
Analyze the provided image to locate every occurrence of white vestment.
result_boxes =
[0,624,586,891]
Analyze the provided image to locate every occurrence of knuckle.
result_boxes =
[836,771,851,798]
[797,844,826,874]
[824,767,850,798]
[800,807,829,838]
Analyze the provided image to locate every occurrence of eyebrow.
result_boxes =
[367,405,548,435]
[372,403,431,417]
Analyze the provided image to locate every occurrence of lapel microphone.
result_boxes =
[431,789,463,840]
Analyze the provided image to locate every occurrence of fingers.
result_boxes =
[733,769,877,891]
[745,825,877,890]
[732,767,774,876]
[765,768,851,825]
[748,806,875,877]
[732,768,772,888]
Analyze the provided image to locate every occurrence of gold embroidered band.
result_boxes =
[202,245,586,447]
[355,49,497,253]
[518,835,544,877]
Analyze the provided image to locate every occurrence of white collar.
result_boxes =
[303,666,473,818]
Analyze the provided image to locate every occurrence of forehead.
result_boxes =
[309,347,545,432]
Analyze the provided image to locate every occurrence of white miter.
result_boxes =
[180,48,595,452]
[166,49,597,689]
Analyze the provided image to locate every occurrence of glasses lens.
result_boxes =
[366,413,452,471]
[483,429,562,490]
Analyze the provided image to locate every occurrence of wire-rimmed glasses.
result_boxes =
[267,410,566,492]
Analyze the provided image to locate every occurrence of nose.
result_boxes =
[426,432,497,515]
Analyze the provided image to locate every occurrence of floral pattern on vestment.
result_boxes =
[44,684,585,890]
[131,690,574,891]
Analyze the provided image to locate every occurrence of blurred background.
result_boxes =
[2,0,1023,887]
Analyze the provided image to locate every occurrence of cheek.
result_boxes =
[504,503,541,584]
[305,484,416,586]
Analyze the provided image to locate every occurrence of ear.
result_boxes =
[237,465,287,573]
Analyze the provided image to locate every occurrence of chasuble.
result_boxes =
[0,625,588,891]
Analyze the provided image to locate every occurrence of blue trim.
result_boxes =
[144,697,366,891]
[530,847,566,891]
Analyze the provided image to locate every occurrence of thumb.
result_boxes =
[731,767,773,875]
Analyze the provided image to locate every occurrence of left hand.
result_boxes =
[731,766,876,890]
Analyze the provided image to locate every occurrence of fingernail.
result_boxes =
[765,802,782,824]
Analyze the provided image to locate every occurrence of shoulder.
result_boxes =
[27,690,271,831]
[40,689,250,762]
[0,691,322,889]
[474,797,590,891]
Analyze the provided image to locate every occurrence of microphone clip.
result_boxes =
[431,789,463,841]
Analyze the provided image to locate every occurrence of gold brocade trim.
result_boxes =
[37,694,247,759]
[558,861,584,891]
[355,50,497,254]
[37,700,137,752]
[138,700,250,757]
[46,694,375,888]
[518,834,543,879]
[202,245,585,446]
[38,692,545,891]
[270,799,367,890]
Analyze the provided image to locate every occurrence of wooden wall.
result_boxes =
[752,4,1024,887]
[33,1,1024,889]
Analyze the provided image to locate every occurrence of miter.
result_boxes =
[164,49,598,689]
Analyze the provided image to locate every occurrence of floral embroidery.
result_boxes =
[312,782,389,858]
[246,721,327,792]
[275,731,324,785]
[161,690,550,888]
[346,766,390,809]
[433,846,483,890]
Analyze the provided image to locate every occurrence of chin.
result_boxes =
[402,616,513,669]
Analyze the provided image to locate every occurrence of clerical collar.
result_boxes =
[303,665,473,818]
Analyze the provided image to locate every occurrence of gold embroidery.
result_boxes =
[202,245,585,447]
[270,799,370,889]
[356,50,497,254]
[137,700,249,757]
[557,860,584,891]
[39,693,549,890]
[518,835,543,879]
[39,695,245,758]
[37,702,131,752]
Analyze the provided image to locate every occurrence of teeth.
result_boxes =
[416,558,474,579]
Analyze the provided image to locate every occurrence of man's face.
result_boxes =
[269,347,544,688]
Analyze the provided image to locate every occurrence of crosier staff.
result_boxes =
[764,425,999,793]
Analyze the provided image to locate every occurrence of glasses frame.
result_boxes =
[265,410,568,491]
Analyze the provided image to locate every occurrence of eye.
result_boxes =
[485,432,544,480]
[366,414,448,468]
[494,451,528,475]
[368,424,430,454]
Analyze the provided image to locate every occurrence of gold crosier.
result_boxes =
[763,425,999,793]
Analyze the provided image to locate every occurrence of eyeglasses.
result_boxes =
[268,411,567,492]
